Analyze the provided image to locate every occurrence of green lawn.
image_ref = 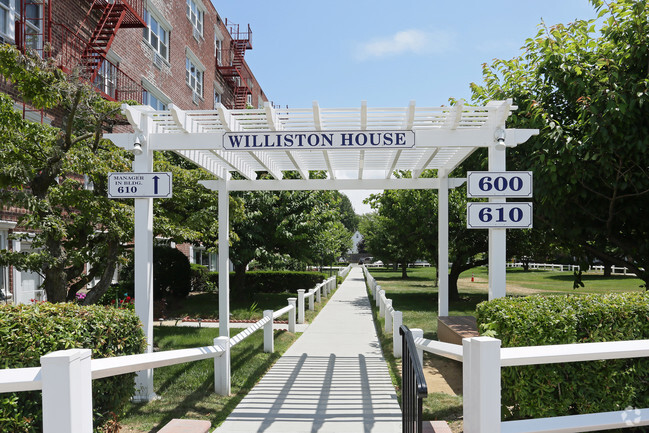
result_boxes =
[169,289,332,323]
[366,265,646,428]
[119,282,340,432]
[120,327,299,432]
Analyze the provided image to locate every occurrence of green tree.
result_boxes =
[230,185,341,295]
[471,0,649,286]
[363,172,437,279]
[0,45,134,304]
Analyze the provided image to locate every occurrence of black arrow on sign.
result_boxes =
[153,175,160,195]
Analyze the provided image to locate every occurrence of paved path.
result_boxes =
[214,266,402,433]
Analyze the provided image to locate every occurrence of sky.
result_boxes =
[211,0,599,214]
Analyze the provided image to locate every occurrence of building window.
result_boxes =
[193,247,216,271]
[0,230,8,302]
[215,36,222,66]
[94,60,117,99]
[0,0,11,38]
[213,89,221,108]
[186,57,203,97]
[142,8,169,61]
[246,93,252,107]
[1,0,42,50]
[186,0,203,37]
[143,90,167,110]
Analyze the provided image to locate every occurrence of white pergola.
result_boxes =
[106,99,537,400]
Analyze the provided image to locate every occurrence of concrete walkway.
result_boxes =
[214,266,402,433]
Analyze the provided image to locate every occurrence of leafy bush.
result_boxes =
[190,263,215,292]
[476,293,649,420]
[0,303,146,432]
[119,245,192,300]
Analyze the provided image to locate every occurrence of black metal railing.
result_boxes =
[400,325,428,433]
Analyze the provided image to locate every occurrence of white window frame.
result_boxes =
[185,47,205,98]
[186,0,204,38]
[142,5,171,62]
[0,227,11,301]
[214,25,224,66]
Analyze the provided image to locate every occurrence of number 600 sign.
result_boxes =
[467,171,533,198]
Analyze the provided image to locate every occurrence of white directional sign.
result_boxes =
[108,172,172,198]
[467,202,533,229]
[467,171,533,198]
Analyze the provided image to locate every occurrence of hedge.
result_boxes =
[0,303,146,433]
[476,293,649,421]
[201,270,330,295]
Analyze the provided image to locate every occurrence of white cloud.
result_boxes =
[356,29,454,61]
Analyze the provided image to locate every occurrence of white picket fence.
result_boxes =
[0,276,337,433]
[363,266,649,433]
[338,264,352,279]
[507,262,637,276]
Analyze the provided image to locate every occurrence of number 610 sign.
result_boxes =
[467,203,533,229]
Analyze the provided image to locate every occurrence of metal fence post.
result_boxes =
[463,337,501,433]
[41,348,93,433]
[264,310,274,353]
[393,311,403,358]
[297,289,305,324]
[288,298,296,333]
[411,328,424,366]
[214,336,231,396]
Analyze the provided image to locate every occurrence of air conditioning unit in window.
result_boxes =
[193,27,201,41]
[153,53,164,69]
[192,92,199,105]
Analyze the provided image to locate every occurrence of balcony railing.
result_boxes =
[55,23,143,103]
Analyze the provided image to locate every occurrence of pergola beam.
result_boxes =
[200,178,466,192]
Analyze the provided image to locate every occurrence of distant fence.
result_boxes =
[0,275,337,433]
[363,266,649,433]
[507,262,637,276]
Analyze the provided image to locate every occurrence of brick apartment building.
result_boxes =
[0,0,269,303]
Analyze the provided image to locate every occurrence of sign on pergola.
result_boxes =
[106,99,537,401]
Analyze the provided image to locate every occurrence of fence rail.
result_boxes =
[0,275,336,433]
[362,266,649,433]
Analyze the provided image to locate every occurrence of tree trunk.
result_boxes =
[43,237,67,302]
[603,260,612,277]
[401,262,408,279]
[83,239,120,305]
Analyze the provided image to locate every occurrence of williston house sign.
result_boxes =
[223,130,415,150]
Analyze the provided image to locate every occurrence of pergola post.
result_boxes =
[133,134,155,402]
[488,139,507,300]
[438,171,449,317]
[218,180,230,337]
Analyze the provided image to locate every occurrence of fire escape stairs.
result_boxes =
[81,3,127,82]
[217,23,253,109]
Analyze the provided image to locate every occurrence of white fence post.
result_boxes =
[298,289,305,324]
[264,310,274,353]
[308,290,315,311]
[214,336,231,396]
[41,348,93,433]
[463,337,501,433]
[385,300,393,333]
[375,286,381,307]
[316,284,322,303]
[379,290,386,317]
[393,311,402,358]
[411,328,424,366]
[288,298,296,333]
